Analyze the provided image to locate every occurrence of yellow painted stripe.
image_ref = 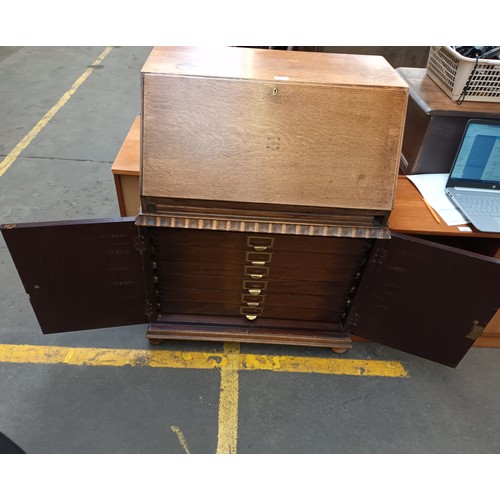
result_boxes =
[240,353,409,378]
[0,344,225,370]
[216,342,240,454]
[0,46,113,177]
[0,344,408,377]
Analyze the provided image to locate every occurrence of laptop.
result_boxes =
[445,119,500,233]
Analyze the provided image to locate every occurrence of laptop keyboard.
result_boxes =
[458,196,500,216]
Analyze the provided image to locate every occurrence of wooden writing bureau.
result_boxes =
[2,47,500,368]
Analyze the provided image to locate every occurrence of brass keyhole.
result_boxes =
[273,88,278,95]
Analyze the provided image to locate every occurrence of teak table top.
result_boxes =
[111,116,141,176]
[389,177,500,238]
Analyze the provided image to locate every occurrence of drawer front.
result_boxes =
[159,274,349,297]
[160,300,340,323]
[151,227,247,252]
[159,287,346,311]
[152,227,369,254]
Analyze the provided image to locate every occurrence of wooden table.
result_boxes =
[112,116,141,218]
[112,116,500,347]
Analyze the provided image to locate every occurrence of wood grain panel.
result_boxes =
[142,74,407,212]
[347,233,500,367]
[142,46,408,88]
[1,219,149,333]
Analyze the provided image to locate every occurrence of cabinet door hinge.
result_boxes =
[344,311,360,331]
[144,300,154,320]
[371,247,387,265]
[465,321,484,341]
[134,235,146,253]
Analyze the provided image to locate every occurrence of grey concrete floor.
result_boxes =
[0,46,500,456]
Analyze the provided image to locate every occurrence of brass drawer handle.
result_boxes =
[247,236,275,250]
[245,251,272,265]
[248,289,262,296]
[244,266,269,279]
[241,293,264,305]
[241,306,262,314]
[243,280,267,292]
[240,305,262,321]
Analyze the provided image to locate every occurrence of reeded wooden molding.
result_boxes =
[136,212,390,239]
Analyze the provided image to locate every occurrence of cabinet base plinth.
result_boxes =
[146,319,351,350]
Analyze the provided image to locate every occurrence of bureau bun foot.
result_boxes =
[148,338,166,346]
[331,347,348,354]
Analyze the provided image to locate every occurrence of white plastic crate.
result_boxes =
[426,46,500,103]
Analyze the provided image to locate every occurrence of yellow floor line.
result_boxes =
[0,343,408,377]
[0,344,223,370]
[240,353,409,377]
[0,46,113,177]
[216,343,240,454]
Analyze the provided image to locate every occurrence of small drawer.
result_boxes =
[262,292,341,310]
[159,274,243,291]
[260,305,340,323]
[161,301,240,317]
[152,227,248,250]
[157,259,242,278]
[160,288,241,305]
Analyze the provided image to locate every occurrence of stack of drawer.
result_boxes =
[150,228,371,324]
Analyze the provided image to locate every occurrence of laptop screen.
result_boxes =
[447,120,500,189]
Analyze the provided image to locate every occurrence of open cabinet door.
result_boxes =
[345,233,500,367]
[1,218,151,334]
